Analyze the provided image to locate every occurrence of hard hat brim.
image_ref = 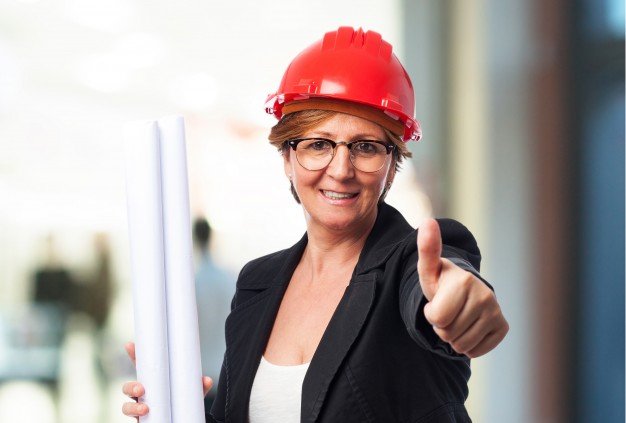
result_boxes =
[281,98,405,139]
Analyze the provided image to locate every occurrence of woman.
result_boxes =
[123,27,509,422]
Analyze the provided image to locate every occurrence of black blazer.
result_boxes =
[208,203,488,423]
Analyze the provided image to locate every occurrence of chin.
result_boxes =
[301,192,380,233]
[312,208,369,233]
[322,218,355,232]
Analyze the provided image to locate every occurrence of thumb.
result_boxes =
[417,218,443,301]
[125,341,136,366]
[202,376,214,397]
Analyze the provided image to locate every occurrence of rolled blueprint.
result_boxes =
[124,120,172,423]
[158,116,205,422]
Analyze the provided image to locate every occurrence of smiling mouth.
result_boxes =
[321,190,358,200]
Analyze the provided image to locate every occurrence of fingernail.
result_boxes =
[133,386,140,396]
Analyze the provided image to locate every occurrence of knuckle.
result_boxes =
[460,272,474,289]
[122,402,133,416]
[495,322,509,341]
[438,314,455,328]
[426,308,445,327]
[436,327,452,342]
[124,381,142,397]
[122,382,132,395]
[466,350,479,359]
[450,339,466,354]
[478,290,496,307]
[489,305,505,322]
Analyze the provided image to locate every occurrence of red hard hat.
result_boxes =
[265,27,421,141]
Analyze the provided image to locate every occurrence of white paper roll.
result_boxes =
[124,120,172,423]
[158,115,205,422]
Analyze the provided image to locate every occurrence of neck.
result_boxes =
[302,209,378,278]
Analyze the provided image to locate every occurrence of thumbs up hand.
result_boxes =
[417,219,509,358]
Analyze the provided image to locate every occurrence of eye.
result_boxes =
[302,139,332,152]
[353,141,381,155]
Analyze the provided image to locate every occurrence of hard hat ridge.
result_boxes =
[321,27,393,62]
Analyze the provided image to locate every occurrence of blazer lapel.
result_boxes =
[300,272,377,423]
[223,203,411,422]
[300,203,411,422]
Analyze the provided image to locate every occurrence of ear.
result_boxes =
[385,160,396,187]
[283,148,293,180]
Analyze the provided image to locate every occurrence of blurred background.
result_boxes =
[0,0,623,422]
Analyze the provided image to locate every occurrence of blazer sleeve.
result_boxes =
[206,261,252,423]
[398,218,493,360]
[206,357,227,422]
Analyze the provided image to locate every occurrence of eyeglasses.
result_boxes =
[286,138,395,173]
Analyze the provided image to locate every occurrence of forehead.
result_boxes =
[302,112,387,139]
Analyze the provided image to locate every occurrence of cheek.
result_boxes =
[373,179,387,197]
[293,171,320,190]
[371,165,393,193]
[288,162,321,192]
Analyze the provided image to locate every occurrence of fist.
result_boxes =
[417,219,509,358]
[121,342,214,420]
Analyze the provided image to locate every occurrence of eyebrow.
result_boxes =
[306,131,383,140]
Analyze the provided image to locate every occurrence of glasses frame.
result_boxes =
[286,137,395,173]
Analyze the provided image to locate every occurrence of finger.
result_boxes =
[466,325,508,358]
[122,382,144,398]
[122,401,149,417]
[431,302,481,344]
[444,314,494,355]
[125,342,136,365]
[423,260,470,328]
[440,280,500,345]
[417,218,443,300]
[202,376,214,397]
[444,301,506,356]
[428,267,489,336]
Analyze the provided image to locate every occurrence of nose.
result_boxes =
[325,143,355,180]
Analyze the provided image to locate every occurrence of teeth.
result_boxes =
[323,190,357,199]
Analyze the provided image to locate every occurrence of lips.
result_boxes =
[321,190,359,200]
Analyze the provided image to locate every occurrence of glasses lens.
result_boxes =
[295,139,334,170]
[350,141,389,172]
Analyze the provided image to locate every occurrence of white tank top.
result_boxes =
[248,356,311,423]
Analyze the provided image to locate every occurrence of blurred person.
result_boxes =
[192,217,235,412]
[75,233,114,331]
[33,234,76,313]
[14,234,77,401]
[123,27,509,422]
[72,232,115,412]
